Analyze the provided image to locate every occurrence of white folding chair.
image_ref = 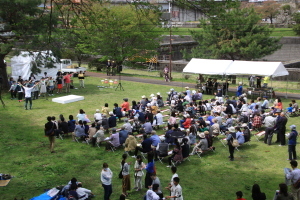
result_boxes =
[253,131,265,142]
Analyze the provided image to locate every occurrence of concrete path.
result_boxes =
[85,71,299,99]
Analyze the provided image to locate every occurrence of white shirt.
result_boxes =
[101,168,113,185]
[76,187,91,200]
[170,173,178,187]
[263,116,276,128]
[94,113,102,121]
[170,184,183,200]
[23,86,35,98]
[286,168,300,184]
[146,189,160,200]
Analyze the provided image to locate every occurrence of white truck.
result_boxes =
[60,59,86,73]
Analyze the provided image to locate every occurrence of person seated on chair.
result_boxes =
[261,96,269,110]
[241,124,251,143]
[101,114,109,132]
[182,115,192,129]
[235,127,245,145]
[105,128,120,151]
[220,114,233,132]
[210,118,220,136]
[180,138,190,159]
[153,110,163,129]
[108,112,117,128]
[252,113,262,130]
[76,182,94,200]
[204,130,213,148]
[124,133,137,152]
[292,100,299,113]
[113,103,123,121]
[123,118,132,134]
[286,103,293,114]
[119,125,129,145]
[133,134,152,157]
[165,124,175,144]
[190,133,208,155]
[94,109,102,123]
[143,120,153,134]
[121,98,130,112]
[91,126,105,147]
[132,117,141,135]
[167,140,183,167]
[150,130,160,149]
[87,122,97,142]
[73,120,86,141]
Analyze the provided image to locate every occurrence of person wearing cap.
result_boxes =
[105,128,120,151]
[119,125,129,145]
[94,109,102,122]
[190,132,208,155]
[226,127,237,161]
[288,125,298,161]
[121,98,130,112]
[108,111,117,128]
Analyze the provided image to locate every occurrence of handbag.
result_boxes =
[294,178,300,189]
[231,135,239,147]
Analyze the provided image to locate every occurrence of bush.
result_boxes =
[184,75,191,80]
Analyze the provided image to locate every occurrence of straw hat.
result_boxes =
[228,127,235,133]
[141,95,146,98]
[185,86,189,89]
[96,109,100,112]
[199,132,205,138]
[157,92,161,95]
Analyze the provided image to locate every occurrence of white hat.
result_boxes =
[241,123,248,128]
[185,86,189,89]
[199,132,205,138]
[150,94,155,97]
[192,90,196,94]
[228,127,235,133]
[147,103,151,107]
[170,88,174,91]
[109,111,114,115]
[157,92,161,95]
[141,95,146,98]
[290,125,297,130]
[96,109,100,112]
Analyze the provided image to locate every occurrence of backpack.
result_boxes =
[231,138,239,147]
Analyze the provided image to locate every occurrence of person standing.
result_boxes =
[78,71,85,88]
[165,177,183,200]
[8,81,17,100]
[163,65,170,82]
[15,82,24,102]
[276,112,288,146]
[47,77,55,96]
[106,60,111,76]
[226,127,237,161]
[288,125,298,161]
[286,160,300,200]
[44,116,57,153]
[134,155,145,191]
[263,76,270,88]
[64,72,71,93]
[165,166,178,191]
[39,77,48,97]
[21,81,37,110]
[56,74,63,94]
[101,162,113,200]
[236,82,243,97]
[256,76,262,88]
[121,154,131,197]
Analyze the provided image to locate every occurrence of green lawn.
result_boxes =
[0,76,299,200]
[162,27,297,37]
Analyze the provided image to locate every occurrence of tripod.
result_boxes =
[115,73,124,91]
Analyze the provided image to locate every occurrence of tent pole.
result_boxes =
[285,76,288,99]
[182,73,183,92]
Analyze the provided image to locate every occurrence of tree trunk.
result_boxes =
[0,56,9,90]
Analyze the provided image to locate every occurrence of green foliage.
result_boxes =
[184,4,282,60]
[71,4,162,65]
[292,13,300,35]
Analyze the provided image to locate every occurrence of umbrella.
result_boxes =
[170,131,186,138]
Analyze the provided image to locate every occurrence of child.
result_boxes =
[286,103,293,114]
[8,81,17,100]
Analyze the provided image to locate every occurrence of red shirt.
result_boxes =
[121,102,130,111]
[64,74,71,83]
[236,198,247,200]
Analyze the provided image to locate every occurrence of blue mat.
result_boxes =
[30,192,65,200]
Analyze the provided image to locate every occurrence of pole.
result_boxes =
[285,76,288,99]
[169,21,172,81]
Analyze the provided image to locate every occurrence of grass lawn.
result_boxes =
[161,27,297,37]
[0,76,299,200]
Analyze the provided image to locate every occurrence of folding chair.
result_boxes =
[253,131,265,142]
[141,152,148,160]
[157,154,169,164]
[195,146,215,159]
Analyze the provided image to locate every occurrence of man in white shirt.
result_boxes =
[166,177,183,200]
[21,81,37,110]
[76,183,93,200]
[286,160,300,200]
[165,166,178,189]
[261,96,269,110]
[146,184,160,200]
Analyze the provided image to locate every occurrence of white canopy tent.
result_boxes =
[182,58,233,75]
[225,61,289,77]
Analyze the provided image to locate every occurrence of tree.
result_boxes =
[70,3,162,66]
[292,12,300,35]
[255,0,281,24]
[183,5,282,61]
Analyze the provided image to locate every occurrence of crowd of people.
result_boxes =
[40,81,300,199]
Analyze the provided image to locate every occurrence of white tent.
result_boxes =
[183,58,233,75]
[11,51,60,80]
[225,61,289,77]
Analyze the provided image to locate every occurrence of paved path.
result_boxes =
[85,71,300,99]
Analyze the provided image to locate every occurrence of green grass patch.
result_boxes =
[0,76,299,199]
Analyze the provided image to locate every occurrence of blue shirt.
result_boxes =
[236,131,245,144]
[288,130,298,145]
[207,115,215,126]
[150,134,160,147]
[143,122,153,134]
[119,130,128,144]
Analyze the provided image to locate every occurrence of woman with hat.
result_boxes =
[226,127,237,161]
[190,132,208,155]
